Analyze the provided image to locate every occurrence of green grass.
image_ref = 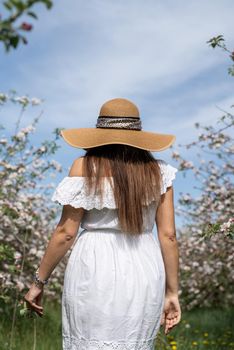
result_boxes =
[156,306,234,350]
[0,299,62,350]
[0,300,233,350]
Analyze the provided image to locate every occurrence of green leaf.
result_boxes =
[9,0,25,10]
[27,11,38,19]
[228,66,234,76]
[3,1,13,10]
[230,52,234,62]
[216,34,224,41]
[40,0,53,9]
[9,0,25,11]
[206,35,225,49]
[9,35,19,48]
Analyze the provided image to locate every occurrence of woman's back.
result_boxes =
[52,158,177,236]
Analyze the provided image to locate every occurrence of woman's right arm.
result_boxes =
[155,185,181,334]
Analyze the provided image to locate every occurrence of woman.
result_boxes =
[24,98,181,349]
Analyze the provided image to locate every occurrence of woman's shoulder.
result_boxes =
[156,158,178,194]
[68,156,113,177]
[51,157,115,210]
[68,157,85,177]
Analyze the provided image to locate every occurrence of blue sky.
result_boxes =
[1,0,233,233]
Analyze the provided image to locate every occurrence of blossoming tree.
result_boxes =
[0,0,53,51]
[0,91,66,318]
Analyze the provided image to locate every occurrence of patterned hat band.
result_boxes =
[96,116,142,131]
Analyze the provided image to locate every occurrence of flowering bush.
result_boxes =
[178,233,234,310]
[0,92,66,316]
[173,36,234,241]
[173,110,234,241]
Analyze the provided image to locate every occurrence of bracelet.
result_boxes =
[33,268,49,287]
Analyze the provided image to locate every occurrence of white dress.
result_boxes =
[51,159,178,350]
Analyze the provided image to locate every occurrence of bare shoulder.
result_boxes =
[68,157,85,177]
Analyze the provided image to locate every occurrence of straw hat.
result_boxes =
[60,98,176,152]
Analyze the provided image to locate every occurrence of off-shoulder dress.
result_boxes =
[51,159,178,350]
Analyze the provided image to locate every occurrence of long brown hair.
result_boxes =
[82,144,162,235]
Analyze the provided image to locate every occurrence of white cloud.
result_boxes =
[1,0,234,142]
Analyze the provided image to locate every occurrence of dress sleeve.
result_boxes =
[157,159,178,195]
[51,176,117,210]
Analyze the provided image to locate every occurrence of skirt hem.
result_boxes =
[63,334,156,350]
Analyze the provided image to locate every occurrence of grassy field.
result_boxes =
[155,306,234,350]
[1,299,62,350]
[0,300,233,350]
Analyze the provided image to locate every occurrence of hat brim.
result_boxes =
[60,128,176,152]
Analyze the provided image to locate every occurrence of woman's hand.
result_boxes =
[160,293,181,335]
[23,283,44,317]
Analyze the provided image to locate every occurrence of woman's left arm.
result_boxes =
[24,157,85,316]
[23,205,84,316]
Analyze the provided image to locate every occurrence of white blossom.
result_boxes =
[31,97,42,106]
